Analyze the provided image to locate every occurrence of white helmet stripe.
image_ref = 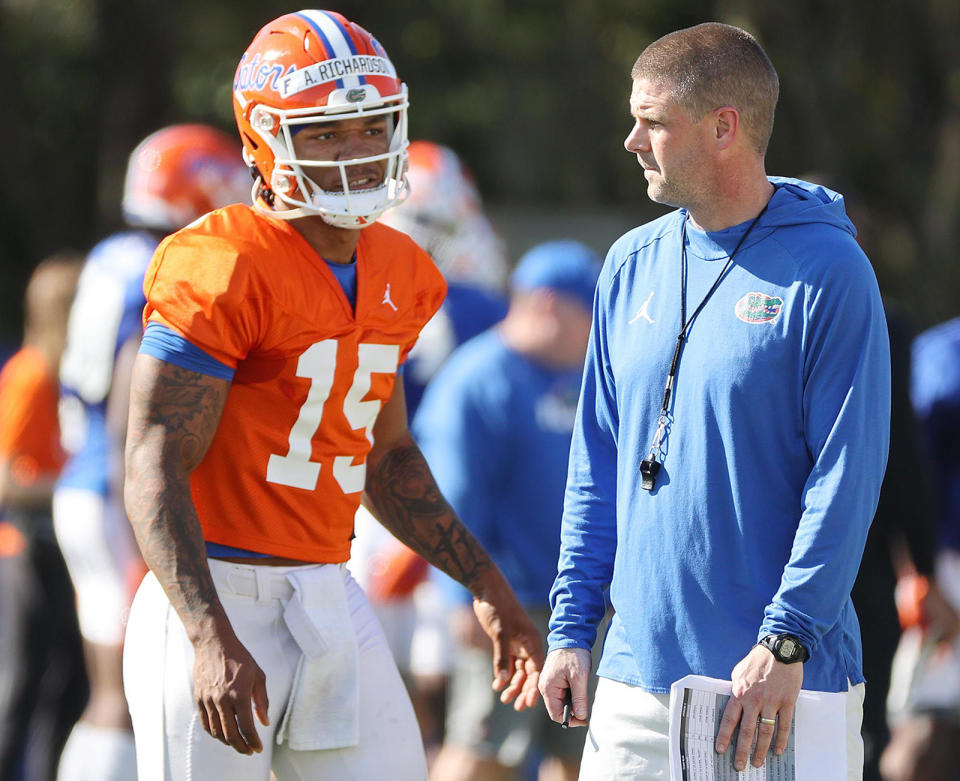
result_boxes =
[296,10,363,90]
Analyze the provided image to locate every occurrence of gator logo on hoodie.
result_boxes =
[735,292,783,324]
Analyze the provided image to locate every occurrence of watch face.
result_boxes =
[780,638,797,658]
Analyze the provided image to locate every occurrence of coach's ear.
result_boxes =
[712,106,740,152]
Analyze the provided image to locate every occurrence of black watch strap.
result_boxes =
[758,634,810,664]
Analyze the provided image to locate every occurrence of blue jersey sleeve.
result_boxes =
[547,272,619,652]
[911,319,960,550]
[139,322,235,380]
[759,249,891,650]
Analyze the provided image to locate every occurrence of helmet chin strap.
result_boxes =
[249,175,392,229]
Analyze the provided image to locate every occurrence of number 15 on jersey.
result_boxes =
[266,340,399,494]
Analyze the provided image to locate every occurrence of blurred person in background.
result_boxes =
[850,301,954,781]
[52,124,249,781]
[880,316,960,781]
[350,140,510,757]
[0,253,86,781]
[415,241,601,781]
[378,140,509,416]
[802,172,954,780]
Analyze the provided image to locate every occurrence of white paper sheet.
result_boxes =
[668,675,847,780]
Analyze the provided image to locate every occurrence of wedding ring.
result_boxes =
[759,717,777,726]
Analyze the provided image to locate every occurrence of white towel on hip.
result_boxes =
[275,564,360,751]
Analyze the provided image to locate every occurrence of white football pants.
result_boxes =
[123,560,426,780]
[53,488,139,646]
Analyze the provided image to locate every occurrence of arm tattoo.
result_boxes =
[125,355,230,635]
[365,441,492,590]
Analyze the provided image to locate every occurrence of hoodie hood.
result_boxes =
[682,176,857,261]
[763,176,856,235]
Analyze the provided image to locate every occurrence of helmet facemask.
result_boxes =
[244,85,409,229]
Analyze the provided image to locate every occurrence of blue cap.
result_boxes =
[510,240,602,311]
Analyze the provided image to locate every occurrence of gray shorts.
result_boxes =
[443,610,588,767]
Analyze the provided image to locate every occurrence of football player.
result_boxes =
[121,10,542,780]
[54,124,249,781]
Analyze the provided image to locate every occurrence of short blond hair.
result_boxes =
[631,22,779,154]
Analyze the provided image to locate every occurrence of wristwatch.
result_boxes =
[758,634,810,664]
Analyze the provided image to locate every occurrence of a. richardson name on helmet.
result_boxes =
[235,53,397,99]
[279,56,396,97]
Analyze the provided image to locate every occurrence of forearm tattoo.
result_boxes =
[125,357,230,629]
[366,442,491,589]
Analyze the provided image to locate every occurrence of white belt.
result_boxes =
[215,560,346,602]
[221,564,297,602]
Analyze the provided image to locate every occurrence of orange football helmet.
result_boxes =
[232,10,409,229]
[379,141,508,290]
[122,124,249,232]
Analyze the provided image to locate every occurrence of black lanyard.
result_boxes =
[640,195,774,491]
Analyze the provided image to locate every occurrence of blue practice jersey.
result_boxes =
[413,329,581,608]
[912,316,960,552]
[549,178,890,693]
[58,232,158,494]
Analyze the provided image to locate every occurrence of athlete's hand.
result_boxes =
[192,622,270,755]
[715,644,802,771]
[539,647,591,727]
[472,581,544,712]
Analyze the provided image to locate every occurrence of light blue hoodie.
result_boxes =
[548,178,890,693]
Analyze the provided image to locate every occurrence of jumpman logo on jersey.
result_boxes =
[381,283,398,312]
[629,291,656,324]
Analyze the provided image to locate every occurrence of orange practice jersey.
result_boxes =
[143,205,446,562]
[0,346,65,484]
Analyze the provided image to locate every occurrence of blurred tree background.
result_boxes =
[1,0,959,346]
